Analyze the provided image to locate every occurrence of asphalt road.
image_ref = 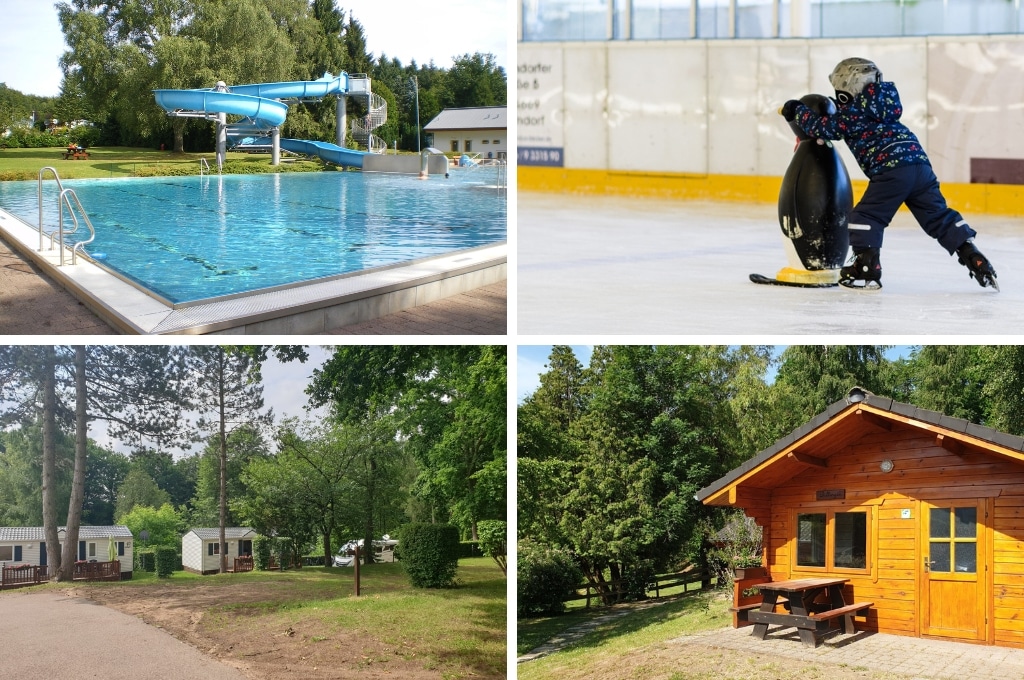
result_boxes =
[0,590,246,679]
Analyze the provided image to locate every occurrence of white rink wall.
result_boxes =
[517,35,1024,184]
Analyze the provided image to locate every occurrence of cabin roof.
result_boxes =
[0,526,133,541]
[697,392,1024,506]
[185,527,256,540]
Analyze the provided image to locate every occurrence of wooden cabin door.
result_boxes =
[920,499,987,641]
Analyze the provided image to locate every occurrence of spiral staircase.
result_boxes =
[351,91,388,154]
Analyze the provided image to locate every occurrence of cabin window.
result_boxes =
[89,542,96,557]
[0,545,12,561]
[794,508,870,573]
[797,513,826,567]
[929,505,977,573]
[834,512,867,569]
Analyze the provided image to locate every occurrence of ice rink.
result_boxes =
[518,192,1024,336]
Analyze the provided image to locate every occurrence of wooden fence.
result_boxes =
[232,555,254,573]
[74,560,121,582]
[566,568,713,608]
[1,564,48,590]
[1,560,121,589]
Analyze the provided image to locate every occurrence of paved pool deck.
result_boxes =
[0,233,505,336]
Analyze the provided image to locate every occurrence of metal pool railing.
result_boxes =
[37,166,96,265]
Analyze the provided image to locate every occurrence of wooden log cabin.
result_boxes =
[696,387,1024,647]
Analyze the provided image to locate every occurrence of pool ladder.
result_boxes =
[37,167,96,266]
[495,160,507,194]
[199,157,211,176]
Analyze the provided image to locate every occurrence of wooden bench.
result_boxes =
[809,601,873,635]
[62,151,90,160]
[729,598,790,623]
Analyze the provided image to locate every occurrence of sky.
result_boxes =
[0,0,508,98]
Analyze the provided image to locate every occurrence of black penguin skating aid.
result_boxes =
[750,94,852,288]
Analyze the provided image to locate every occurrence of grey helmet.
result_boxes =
[829,58,882,105]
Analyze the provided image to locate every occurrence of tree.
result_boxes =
[115,468,171,520]
[121,503,184,550]
[518,345,737,604]
[187,346,269,573]
[190,424,269,526]
[58,346,89,581]
[308,346,506,550]
[445,53,507,107]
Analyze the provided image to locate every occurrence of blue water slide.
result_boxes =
[279,138,368,169]
[153,73,371,168]
[152,89,289,128]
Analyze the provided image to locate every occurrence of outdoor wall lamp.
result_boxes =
[880,459,894,473]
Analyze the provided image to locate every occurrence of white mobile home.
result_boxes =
[182,527,256,575]
[0,526,133,577]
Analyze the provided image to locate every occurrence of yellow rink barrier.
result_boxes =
[518,167,1024,217]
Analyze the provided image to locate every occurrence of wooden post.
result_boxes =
[353,545,361,597]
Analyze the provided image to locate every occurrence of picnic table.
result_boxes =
[62,149,90,160]
[743,577,873,647]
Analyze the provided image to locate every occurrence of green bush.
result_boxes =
[477,520,507,575]
[277,537,294,569]
[154,546,177,578]
[136,549,156,573]
[253,535,273,571]
[517,540,583,618]
[399,523,460,588]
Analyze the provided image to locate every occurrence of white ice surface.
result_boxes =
[518,192,1024,335]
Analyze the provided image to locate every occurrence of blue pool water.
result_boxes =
[0,170,505,303]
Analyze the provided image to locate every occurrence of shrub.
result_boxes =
[477,520,507,575]
[155,546,177,578]
[136,549,156,573]
[277,537,294,569]
[517,540,582,618]
[399,523,460,588]
[252,535,273,570]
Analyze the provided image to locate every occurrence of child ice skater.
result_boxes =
[781,57,998,291]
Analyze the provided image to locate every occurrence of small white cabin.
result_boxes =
[0,526,133,577]
[182,527,256,575]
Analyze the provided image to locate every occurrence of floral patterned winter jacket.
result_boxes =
[790,81,930,178]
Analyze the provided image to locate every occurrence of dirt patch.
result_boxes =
[63,582,444,680]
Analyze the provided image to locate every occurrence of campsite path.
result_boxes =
[0,590,246,679]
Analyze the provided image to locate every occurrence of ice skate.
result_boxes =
[956,240,999,291]
[839,248,882,291]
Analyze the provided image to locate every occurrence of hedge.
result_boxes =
[155,546,178,578]
[136,549,156,573]
[399,523,460,588]
[253,535,273,570]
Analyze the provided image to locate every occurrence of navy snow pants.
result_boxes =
[848,163,976,254]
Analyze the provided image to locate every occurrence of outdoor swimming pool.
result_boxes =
[0,169,505,304]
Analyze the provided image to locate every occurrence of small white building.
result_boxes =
[0,525,133,577]
[182,527,256,575]
[423,106,507,159]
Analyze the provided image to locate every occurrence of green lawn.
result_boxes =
[518,591,731,679]
[0,146,324,180]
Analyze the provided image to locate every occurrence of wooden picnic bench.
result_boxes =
[62,150,90,160]
[745,577,872,647]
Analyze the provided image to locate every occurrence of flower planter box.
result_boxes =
[734,566,768,580]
